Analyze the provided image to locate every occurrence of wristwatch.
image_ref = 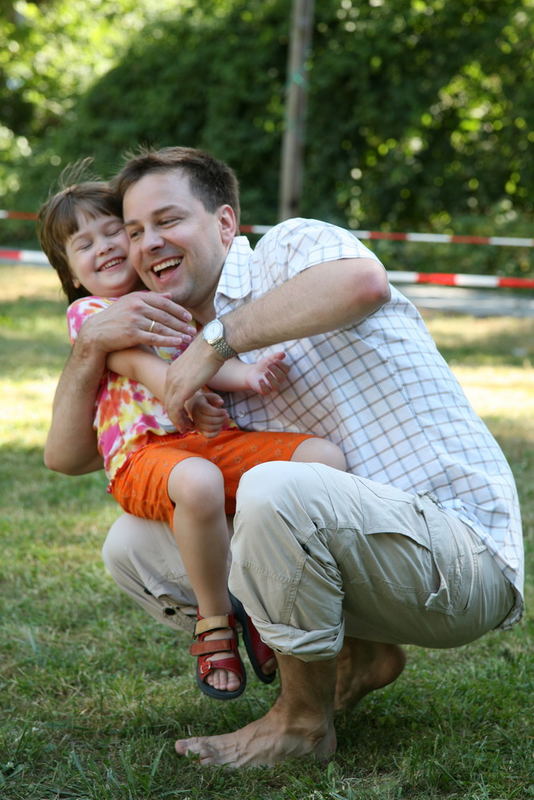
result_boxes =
[202,318,237,360]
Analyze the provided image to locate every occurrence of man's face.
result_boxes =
[123,169,236,320]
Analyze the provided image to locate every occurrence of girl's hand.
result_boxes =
[244,351,289,395]
[186,391,229,438]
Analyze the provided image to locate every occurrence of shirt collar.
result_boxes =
[215,235,253,301]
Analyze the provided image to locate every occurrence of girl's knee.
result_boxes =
[168,458,224,515]
[291,437,346,471]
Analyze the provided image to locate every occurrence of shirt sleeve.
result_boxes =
[66,296,114,345]
[257,218,382,285]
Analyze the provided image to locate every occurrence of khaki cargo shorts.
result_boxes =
[229,462,515,661]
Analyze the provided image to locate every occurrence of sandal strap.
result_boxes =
[197,652,243,682]
[190,637,236,657]
[194,614,234,636]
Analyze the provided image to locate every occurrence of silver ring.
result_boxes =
[149,319,156,333]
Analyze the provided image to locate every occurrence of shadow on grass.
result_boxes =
[0,293,69,376]
[0,333,69,376]
[0,443,109,513]
[425,314,534,368]
[0,293,65,318]
[5,643,531,800]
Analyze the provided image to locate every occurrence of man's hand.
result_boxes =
[81,291,198,355]
[164,336,224,430]
[186,392,229,438]
[244,351,289,395]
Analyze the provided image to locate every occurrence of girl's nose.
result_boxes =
[97,237,114,255]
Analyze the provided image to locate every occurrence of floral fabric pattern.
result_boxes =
[67,296,186,480]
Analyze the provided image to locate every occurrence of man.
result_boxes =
[46,146,523,768]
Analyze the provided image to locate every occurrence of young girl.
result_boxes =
[39,180,346,700]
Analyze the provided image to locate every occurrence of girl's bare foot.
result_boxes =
[203,627,241,693]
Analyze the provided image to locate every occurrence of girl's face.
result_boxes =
[65,211,141,297]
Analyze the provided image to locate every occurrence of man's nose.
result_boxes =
[142,226,165,252]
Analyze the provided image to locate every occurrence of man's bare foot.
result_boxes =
[261,656,277,678]
[178,653,338,767]
[334,638,406,711]
[175,703,336,767]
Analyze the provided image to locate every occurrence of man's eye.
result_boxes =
[128,230,141,240]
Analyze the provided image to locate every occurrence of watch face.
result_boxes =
[204,319,223,344]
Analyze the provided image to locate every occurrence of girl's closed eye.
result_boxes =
[107,224,124,237]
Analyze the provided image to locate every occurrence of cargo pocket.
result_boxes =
[416,494,476,617]
[338,481,439,611]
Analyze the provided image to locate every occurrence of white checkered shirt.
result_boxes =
[215,218,524,627]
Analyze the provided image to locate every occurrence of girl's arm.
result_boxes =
[107,347,168,401]
[108,348,230,438]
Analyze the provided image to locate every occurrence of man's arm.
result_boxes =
[44,334,108,474]
[222,257,389,350]
[164,257,390,429]
[44,291,197,475]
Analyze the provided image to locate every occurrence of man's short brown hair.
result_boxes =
[113,146,240,224]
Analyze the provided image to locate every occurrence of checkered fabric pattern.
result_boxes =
[214,218,524,627]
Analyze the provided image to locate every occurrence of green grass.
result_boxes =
[1,265,532,800]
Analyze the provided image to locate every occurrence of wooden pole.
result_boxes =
[278,0,315,221]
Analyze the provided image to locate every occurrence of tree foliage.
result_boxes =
[2,0,532,276]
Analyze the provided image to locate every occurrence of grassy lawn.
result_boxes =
[0,265,532,800]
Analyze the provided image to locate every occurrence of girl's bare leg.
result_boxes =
[168,457,237,692]
[291,438,347,471]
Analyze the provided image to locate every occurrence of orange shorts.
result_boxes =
[109,428,313,527]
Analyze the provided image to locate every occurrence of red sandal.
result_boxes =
[230,595,277,684]
[190,613,246,700]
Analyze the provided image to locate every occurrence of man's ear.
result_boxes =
[217,204,238,246]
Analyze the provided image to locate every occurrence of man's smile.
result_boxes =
[151,256,184,277]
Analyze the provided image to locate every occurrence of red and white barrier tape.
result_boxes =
[0,248,49,265]
[0,210,39,220]
[2,247,533,289]
[1,210,533,248]
[389,271,534,290]
[240,225,534,248]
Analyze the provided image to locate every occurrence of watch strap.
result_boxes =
[210,336,237,360]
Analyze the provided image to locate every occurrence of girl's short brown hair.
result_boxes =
[38,178,123,304]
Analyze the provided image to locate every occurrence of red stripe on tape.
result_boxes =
[367,231,408,241]
[415,273,458,286]
[450,235,490,245]
[498,276,534,289]
[0,250,23,260]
